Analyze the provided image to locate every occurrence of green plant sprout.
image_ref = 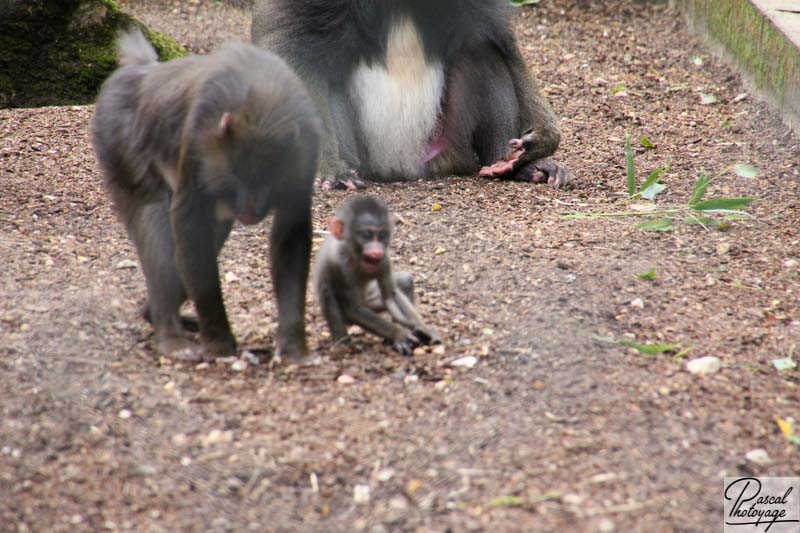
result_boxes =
[595,336,691,359]
[566,134,755,232]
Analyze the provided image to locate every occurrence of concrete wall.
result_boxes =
[671,0,800,130]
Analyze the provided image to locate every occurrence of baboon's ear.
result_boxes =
[328,218,344,240]
[218,112,233,137]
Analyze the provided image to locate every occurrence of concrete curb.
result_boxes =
[671,0,800,131]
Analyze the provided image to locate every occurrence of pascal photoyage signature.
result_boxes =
[725,478,799,531]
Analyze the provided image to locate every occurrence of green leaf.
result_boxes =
[673,347,693,359]
[690,56,704,66]
[637,269,657,281]
[700,93,718,105]
[638,163,670,200]
[638,217,674,232]
[788,435,800,447]
[733,164,758,178]
[692,197,754,212]
[771,358,797,371]
[688,173,712,206]
[639,167,664,191]
[510,0,540,5]
[616,339,681,356]
[612,84,628,95]
[593,336,682,356]
[488,496,526,507]
[641,182,666,200]
[723,214,751,221]
[625,135,636,197]
[640,136,656,149]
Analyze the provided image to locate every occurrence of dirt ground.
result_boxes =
[1,1,799,531]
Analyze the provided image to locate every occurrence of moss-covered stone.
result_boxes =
[671,0,800,129]
[0,0,188,109]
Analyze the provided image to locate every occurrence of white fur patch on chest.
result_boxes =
[349,17,444,179]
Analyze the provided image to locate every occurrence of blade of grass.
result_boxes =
[617,339,681,356]
[692,197,754,212]
[688,173,711,206]
[564,208,681,219]
[625,134,636,197]
[595,336,681,356]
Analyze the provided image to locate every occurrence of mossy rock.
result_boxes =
[0,0,188,109]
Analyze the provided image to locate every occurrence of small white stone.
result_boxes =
[115,259,137,270]
[135,464,157,476]
[432,345,446,355]
[745,448,771,465]
[118,409,132,419]
[201,429,233,447]
[686,356,721,375]
[450,356,478,369]
[590,472,618,484]
[598,518,616,533]
[562,493,584,505]
[404,374,419,385]
[629,297,644,309]
[242,351,260,366]
[375,468,395,482]
[224,271,239,283]
[231,359,247,372]
[337,374,356,385]
[347,325,364,336]
[353,484,371,504]
[389,495,408,510]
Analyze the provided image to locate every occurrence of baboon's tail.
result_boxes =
[117,29,158,67]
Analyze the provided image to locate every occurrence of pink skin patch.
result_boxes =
[315,169,364,191]
[361,244,383,275]
[479,138,525,178]
[421,120,448,165]
[361,260,381,275]
[422,137,447,164]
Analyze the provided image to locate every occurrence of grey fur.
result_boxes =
[252,0,566,185]
[92,30,321,360]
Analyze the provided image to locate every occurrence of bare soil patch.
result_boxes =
[1,1,798,531]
